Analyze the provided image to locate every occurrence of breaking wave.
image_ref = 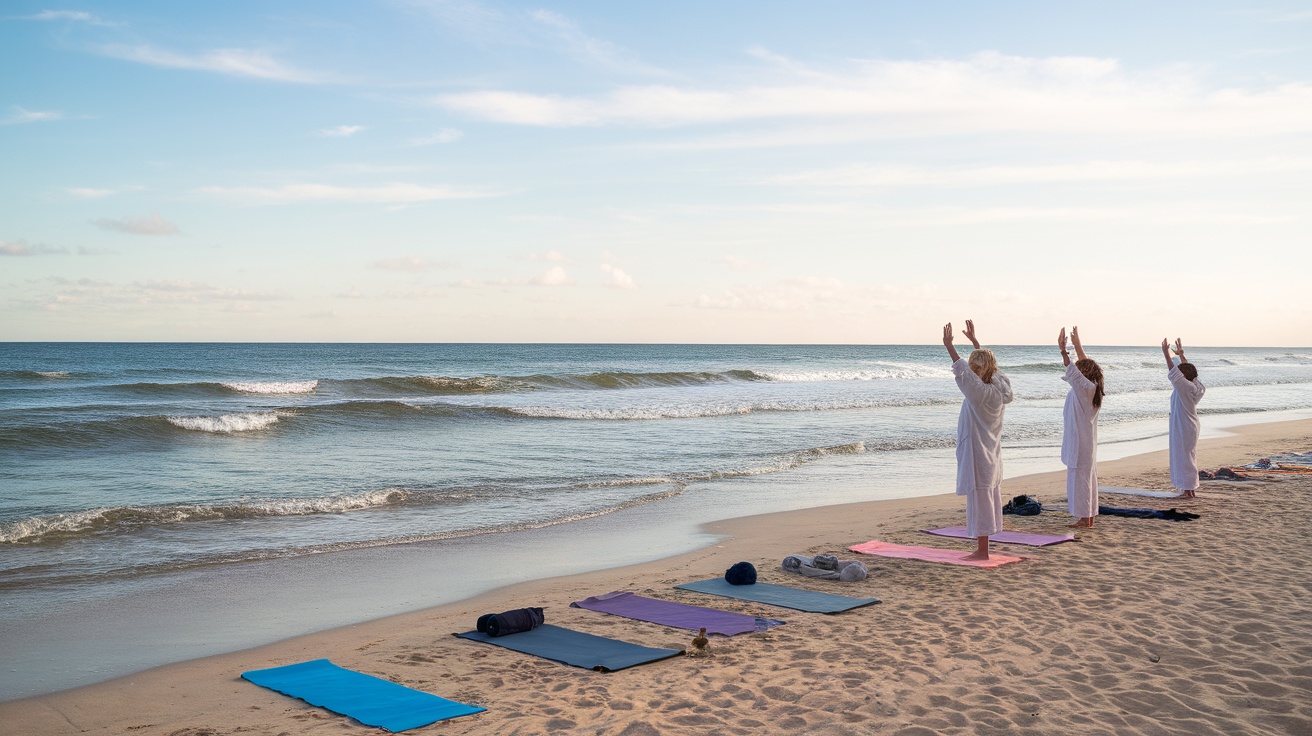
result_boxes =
[166,413,281,433]
[0,489,411,544]
[220,380,318,394]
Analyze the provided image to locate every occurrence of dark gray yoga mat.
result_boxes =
[454,624,682,672]
[674,578,879,613]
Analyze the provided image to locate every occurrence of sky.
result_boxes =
[2,1,1311,344]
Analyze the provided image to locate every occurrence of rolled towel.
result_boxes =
[812,554,839,571]
[837,561,868,582]
[781,554,810,571]
[477,607,545,637]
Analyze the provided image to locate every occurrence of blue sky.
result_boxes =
[3,1,1310,343]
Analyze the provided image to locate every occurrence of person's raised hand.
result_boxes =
[942,323,953,345]
[963,319,979,347]
[1058,327,1067,352]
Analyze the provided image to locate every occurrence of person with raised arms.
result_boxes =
[942,320,1014,560]
[1162,337,1206,498]
[1058,326,1104,528]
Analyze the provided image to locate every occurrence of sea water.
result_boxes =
[2,343,1311,698]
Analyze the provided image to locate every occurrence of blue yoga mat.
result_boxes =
[674,578,880,613]
[241,659,484,732]
[454,623,682,672]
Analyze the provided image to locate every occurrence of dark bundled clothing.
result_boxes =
[476,607,544,637]
[1003,494,1043,516]
[725,561,757,585]
[1098,505,1201,522]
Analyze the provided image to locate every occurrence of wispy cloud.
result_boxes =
[2,106,64,125]
[531,265,571,286]
[436,51,1312,140]
[764,157,1312,188]
[318,125,365,137]
[19,10,117,26]
[409,128,463,145]
[527,9,667,76]
[1,239,67,256]
[35,278,282,311]
[93,212,181,236]
[97,45,326,83]
[600,263,635,289]
[197,183,500,204]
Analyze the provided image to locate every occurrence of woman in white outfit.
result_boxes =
[1058,326,1104,528]
[942,320,1014,560]
[1162,338,1205,498]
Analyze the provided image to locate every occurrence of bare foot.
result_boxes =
[1068,518,1093,528]
[1180,490,1197,499]
[963,551,990,561]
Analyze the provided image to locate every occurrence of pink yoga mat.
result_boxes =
[921,527,1073,547]
[849,540,1024,568]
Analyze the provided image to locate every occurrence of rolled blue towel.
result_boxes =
[812,554,839,571]
[478,607,545,637]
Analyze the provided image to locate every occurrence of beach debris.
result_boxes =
[690,627,709,655]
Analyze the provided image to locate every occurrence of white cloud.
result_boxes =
[435,51,1312,140]
[527,9,666,76]
[21,10,116,25]
[764,157,1312,188]
[93,212,181,236]
[35,278,282,310]
[97,45,326,83]
[2,106,63,125]
[410,128,464,145]
[600,264,636,289]
[318,125,365,137]
[1,239,67,256]
[197,183,498,204]
[694,277,847,311]
[531,265,571,286]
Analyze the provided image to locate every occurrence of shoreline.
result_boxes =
[5,418,1311,734]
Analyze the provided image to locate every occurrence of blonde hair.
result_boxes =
[969,349,997,384]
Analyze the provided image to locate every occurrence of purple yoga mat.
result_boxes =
[922,526,1074,547]
[571,591,784,636]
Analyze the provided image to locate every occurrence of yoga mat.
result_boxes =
[850,540,1024,568]
[572,591,784,636]
[673,578,879,613]
[922,526,1073,547]
[454,624,682,672]
[241,659,484,732]
[1100,486,1183,499]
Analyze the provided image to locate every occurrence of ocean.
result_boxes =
[2,342,1311,699]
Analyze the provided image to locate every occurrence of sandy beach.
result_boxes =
[5,418,1311,736]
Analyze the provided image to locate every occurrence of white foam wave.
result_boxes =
[504,397,950,420]
[0,489,409,544]
[35,371,70,378]
[168,412,280,433]
[222,380,319,394]
[759,363,950,382]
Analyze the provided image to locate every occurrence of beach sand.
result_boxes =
[5,419,1311,735]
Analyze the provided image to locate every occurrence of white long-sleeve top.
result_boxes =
[1060,362,1100,469]
[1168,364,1206,489]
[953,358,1014,497]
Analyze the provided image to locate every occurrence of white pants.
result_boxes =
[965,485,1003,538]
[1066,466,1099,519]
